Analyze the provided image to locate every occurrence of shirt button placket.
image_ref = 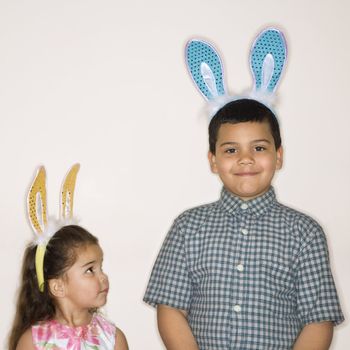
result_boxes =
[241,228,248,236]
[233,304,241,313]
[240,203,248,210]
[233,201,249,342]
[236,263,244,272]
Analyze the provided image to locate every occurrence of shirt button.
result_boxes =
[241,228,248,235]
[240,203,248,210]
[236,264,244,272]
[233,304,241,313]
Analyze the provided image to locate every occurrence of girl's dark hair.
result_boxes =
[209,98,281,153]
[8,225,98,350]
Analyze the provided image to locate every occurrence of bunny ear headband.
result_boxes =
[27,164,80,292]
[185,27,287,117]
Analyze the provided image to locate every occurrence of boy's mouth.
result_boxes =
[235,172,259,176]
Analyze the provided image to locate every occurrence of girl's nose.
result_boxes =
[100,272,108,283]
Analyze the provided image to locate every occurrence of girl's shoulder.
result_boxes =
[93,312,117,335]
[94,313,128,350]
[115,327,129,350]
[16,328,35,350]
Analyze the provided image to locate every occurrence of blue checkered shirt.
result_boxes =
[144,187,344,349]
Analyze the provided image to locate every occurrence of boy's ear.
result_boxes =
[208,151,218,174]
[276,146,283,170]
[48,278,66,298]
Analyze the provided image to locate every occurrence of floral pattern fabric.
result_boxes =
[32,313,116,349]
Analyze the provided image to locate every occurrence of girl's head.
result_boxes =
[9,225,104,350]
[47,226,109,312]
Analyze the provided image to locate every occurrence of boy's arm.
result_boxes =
[292,321,333,350]
[295,222,343,347]
[157,305,199,350]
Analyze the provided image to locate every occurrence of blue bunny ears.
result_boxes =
[185,28,287,117]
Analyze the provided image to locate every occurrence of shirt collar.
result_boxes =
[219,187,276,217]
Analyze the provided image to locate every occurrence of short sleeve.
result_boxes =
[296,223,344,326]
[143,218,192,310]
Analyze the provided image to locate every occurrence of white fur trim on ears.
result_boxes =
[201,91,278,121]
[33,216,80,246]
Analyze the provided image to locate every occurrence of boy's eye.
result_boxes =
[255,146,266,152]
[225,148,237,154]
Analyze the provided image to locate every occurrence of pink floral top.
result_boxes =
[32,313,116,349]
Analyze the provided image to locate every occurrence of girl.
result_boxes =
[8,165,128,350]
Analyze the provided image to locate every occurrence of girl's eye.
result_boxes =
[255,146,266,152]
[86,267,94,274]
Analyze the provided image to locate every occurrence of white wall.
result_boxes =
[0,0,349,348]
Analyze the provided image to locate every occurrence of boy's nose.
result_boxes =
[238,151,254,165]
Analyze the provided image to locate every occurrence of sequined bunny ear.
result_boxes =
[249,28,287,103]
[60,163,80,220]
[185,39,227,101]
[27,166,49,292]
[27,164,80,292]
[185,27,288,118]
[27,166,48,236]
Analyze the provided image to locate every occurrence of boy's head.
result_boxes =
[208,99,283,200]
[209,99,281,153]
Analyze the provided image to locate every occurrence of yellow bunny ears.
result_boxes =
[27,164,80,292]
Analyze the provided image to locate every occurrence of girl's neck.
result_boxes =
[54,307,93,327]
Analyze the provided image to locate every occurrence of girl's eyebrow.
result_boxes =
[81,260,96,267]
[81,256,104,267]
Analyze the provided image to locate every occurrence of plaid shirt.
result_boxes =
[144,187,344,349]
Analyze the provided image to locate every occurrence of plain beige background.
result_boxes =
[0,0,349,349]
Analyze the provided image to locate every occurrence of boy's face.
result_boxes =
[208,121,283,201]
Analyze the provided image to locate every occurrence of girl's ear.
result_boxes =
[48,278,66,298]
[185,39,227,101]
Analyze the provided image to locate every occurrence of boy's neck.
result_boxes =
[224,185,273,202]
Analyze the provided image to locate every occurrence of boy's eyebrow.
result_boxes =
[219,139,271,147]
[219,141,239,147]
[251,139,272,144]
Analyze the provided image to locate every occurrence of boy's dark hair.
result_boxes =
[209,98,281,153]
[8,225,98,350]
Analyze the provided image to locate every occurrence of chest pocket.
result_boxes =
[259,259,296,317]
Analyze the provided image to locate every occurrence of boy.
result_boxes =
[144,99,344,349]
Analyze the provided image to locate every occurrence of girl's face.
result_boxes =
[61,244,109,311]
